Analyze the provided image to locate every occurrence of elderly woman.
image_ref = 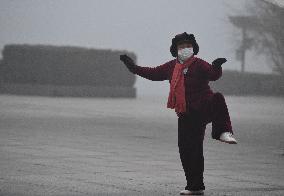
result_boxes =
[120,32,237,195]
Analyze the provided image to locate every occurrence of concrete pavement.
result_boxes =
[0,95,283,195]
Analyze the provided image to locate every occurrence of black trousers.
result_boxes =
[178,110,206,191]
[178,93,233,190]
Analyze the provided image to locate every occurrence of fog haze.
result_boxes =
[0,0,271,97]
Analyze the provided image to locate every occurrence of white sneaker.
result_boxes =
[219,132,237,144]
[180,189,204,195]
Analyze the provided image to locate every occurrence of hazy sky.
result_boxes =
[0,0,272,96]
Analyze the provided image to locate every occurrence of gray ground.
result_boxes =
[0,95,283,196]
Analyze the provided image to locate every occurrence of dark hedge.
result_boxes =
[1,44,283,97]
[211,70,284,96]
[1,44,136,87]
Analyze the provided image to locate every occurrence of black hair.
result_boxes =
[170,32,199,57]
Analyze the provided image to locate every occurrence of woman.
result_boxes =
[120,32,237,195]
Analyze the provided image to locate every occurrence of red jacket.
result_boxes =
[133,57,222,111]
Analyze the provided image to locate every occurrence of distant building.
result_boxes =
[229,16,256,73]
[229,0,284,74]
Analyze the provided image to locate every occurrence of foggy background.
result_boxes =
[1,1,284,195]
[0,0,271,97]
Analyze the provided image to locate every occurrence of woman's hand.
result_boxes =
[120,54,137,72]
[212,58,227,69]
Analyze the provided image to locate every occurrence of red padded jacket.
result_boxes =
[133,57,222,111]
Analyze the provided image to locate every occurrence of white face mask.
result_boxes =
[178,47,194,63]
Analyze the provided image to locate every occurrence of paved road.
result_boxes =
[0,95,283,195]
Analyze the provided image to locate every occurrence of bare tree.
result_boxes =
[247,0,284,76]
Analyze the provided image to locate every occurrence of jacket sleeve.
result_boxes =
[198,59,222,81]
[132,61,172,81]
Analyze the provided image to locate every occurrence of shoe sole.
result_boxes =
[220,139,237,144]
[180,191,204,195]
[180,192,204,195]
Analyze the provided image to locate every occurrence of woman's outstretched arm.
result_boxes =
[120,54,172,81]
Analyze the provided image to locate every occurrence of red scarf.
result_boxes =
[167,57,196,113]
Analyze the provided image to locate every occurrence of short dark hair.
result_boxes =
[170,32,199,57]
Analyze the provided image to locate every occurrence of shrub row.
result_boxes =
[0,44,136,87]
[211,70,284,96]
